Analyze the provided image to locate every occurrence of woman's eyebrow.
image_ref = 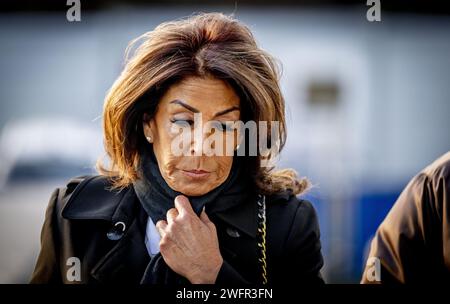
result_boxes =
[213,106,240,118]
[170,99,199,113]
[170,99,240,117]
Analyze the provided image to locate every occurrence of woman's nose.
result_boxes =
[190,123,216,156]
[190,134,203,156]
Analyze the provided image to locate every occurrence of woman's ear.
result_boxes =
[142,113,154,143]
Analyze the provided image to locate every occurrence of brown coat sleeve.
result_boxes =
[361,154,450,284]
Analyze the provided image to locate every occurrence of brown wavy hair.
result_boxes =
[98,12,309,195]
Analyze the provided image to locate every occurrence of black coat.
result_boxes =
[30,175,324,284]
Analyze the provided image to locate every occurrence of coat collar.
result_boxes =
[61,176,135,223]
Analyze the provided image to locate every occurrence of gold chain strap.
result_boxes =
[257,194,268,284]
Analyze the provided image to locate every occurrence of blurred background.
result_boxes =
[1,0,450,283]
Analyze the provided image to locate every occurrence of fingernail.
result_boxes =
[176,195,186,202]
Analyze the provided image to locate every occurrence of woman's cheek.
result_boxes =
[214,157,233,182]
[168,123,192,156]
[159,155,181,183]
[168,122,182,136]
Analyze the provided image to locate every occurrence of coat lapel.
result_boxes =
[61,178,150,284]
[213,195,258,239]
[90,211,150,284]
[89,189,150,284]
[210,195,260,282]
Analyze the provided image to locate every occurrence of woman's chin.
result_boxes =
[169,182,214,197]
[166,172,221,196]
[177,187,210,197]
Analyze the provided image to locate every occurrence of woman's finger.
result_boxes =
[166,208,179,225]
[156,220,168,238]
[174,195,195,217]
[200,207,215,231]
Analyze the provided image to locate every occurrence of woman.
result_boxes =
[30,12,324,284]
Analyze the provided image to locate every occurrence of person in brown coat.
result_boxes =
[361,152,450,284]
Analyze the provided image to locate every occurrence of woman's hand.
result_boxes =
[156,195,223,284]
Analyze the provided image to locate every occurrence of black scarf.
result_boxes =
[133,146,251,284]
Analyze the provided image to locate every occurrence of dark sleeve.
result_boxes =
[361,173,444,284]
[29,188,62,284]
[283,199,325,284]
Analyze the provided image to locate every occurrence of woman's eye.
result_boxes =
[212,121,235,132]
[170,118,194,126]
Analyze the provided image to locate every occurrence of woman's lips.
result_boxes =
[181,169,211,179]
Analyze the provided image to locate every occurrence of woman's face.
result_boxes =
[143,76,241,196]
